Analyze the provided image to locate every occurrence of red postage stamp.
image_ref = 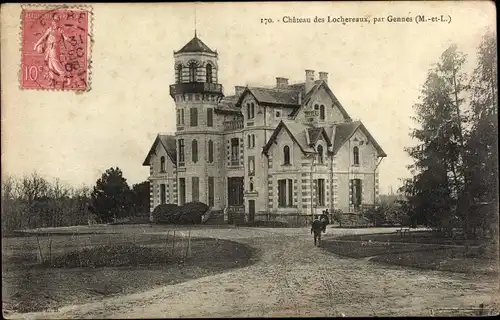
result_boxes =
[20,6,92,91]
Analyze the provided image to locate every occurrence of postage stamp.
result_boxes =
[20,5,93,91]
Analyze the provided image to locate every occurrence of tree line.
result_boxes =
[1,168,150,232]
[400,30,497,248]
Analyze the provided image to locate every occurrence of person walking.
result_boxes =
[311,217,324,246]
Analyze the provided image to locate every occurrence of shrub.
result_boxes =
[331,209,345,227]
[179,201,209,224]
[152,204,181,224]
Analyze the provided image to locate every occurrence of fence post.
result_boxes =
[171,230,176,256]
[186,229,192,258]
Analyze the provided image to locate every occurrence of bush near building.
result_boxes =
[152,201,208,225]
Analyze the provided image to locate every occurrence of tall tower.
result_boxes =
[169,34,224,208]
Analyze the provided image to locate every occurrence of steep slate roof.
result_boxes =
[332,121,387,157]
[262,120,386,158]
[235,86,302,108]
[175,35,217,54]
[142,134,177,166]
[289,80,352,121]
[215,95,242,115]
[262,120,332,156]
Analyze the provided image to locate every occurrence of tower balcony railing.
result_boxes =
[169,82,223,97]
[223,119,244,131]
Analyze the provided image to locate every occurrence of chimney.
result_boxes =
[276,77,289,89]
[319,72,328,84]
[235,86,246,96]
[305,69,315,93]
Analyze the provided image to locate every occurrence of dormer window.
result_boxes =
[317,145,324,164]
[283,145,290,165]
[206,64,213,83]
[353,146,360,165]
[160,156,166,172]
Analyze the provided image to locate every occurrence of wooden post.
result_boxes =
[171,230,176,256]
[36,235,44,263]
[186,229,192,258]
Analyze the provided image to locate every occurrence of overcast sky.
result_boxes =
[1,2,496,194]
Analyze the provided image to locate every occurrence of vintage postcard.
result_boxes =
[1,1,498,318]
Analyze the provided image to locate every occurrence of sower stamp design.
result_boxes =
[21,6,92,91]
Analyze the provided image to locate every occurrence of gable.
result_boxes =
[143,135,177,166]
[263,120,315,156]
[332,121,386,157]
[293,81,351,122]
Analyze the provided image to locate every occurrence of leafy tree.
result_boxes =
[90,167,131,223]
[130,181,150,215]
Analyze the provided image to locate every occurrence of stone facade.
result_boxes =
[143,35,387,224]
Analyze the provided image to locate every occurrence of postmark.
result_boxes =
[20,5,93,91]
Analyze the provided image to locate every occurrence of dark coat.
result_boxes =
[311,219,323,234]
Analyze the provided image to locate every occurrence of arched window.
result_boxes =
[192,140,198,163]
[283,145,290,165]
[320,104,325,120]
[176,64,182,84]
[247,134,251,147]
[206,64,213,83]
[249,182,254,192]
[353,146,359,165]
[160,156,166,172]
[317,145,324,164]
[247,103,255,120]
[208,140,214,163]
[252,135,255,148]
[189,62,197,82]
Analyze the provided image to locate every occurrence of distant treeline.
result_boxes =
[1,169,150,232]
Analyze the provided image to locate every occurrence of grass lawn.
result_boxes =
[2,232,259,313]
[321,230,498,275]
[337,230,488,246]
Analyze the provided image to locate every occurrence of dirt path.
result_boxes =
[7,227,499,318]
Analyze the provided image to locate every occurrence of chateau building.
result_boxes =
[143,34,387,224]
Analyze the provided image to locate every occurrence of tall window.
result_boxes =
[351,179,362,208]
[252,135,255,148]
[247,102,255,119]
[180,109,184,125]
[247,135,251,148]
[231,138,239,165]
[248,156,255,176]
[160,184,166,204]
[189,62,197,82]
[192,140,198,163]
[278,179,293,207]
[314,104,319,112]
[208,177,214,206]
[353,146,360,165]
[206,64,213,83]
[176,110,180,126]
[160,156,166,172]
[190,108,198,127]
[176,64,182,84]
[208,140,214,163]
[192,177,199,202]
[316,179,325,206]
[207,108,213,127]
[179,178,186,205]
[283,145,290,165]
[317,145,324,164]
[178,139,185,166]
[320,104,325,120]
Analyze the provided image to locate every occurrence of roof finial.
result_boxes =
[194,7,197,38]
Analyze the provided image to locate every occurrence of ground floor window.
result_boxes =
[208,176,214,207]
[316,179,325,206]
[179,178,186,205]
[192,177,199,202]
[160,184,166,204]
[278,179,293,207]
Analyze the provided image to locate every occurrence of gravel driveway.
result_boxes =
[8,226,499,318]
